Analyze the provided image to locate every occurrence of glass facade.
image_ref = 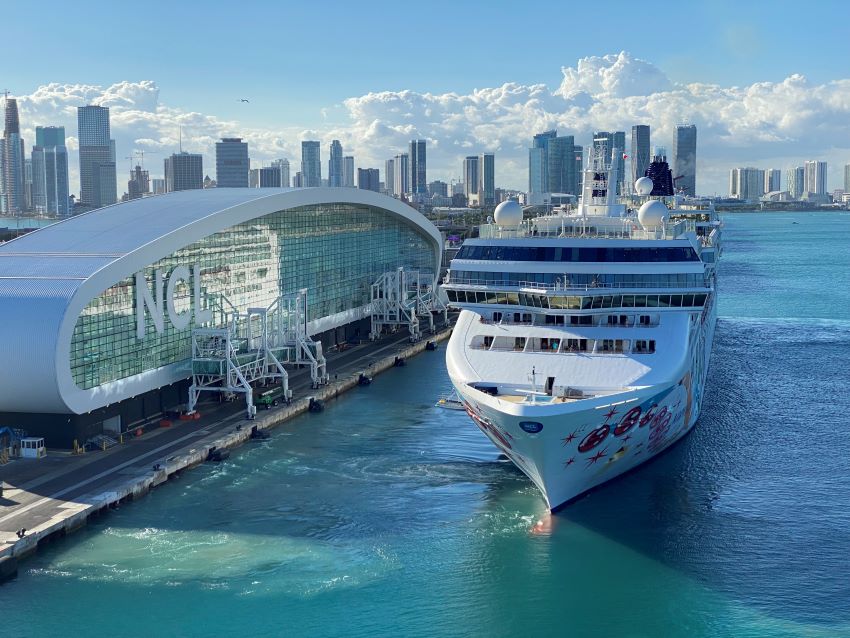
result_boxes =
[445,289,709,310]
[70,203,435,390]
[454,245,699,262]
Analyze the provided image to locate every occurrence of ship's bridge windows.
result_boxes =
[454,245,699,262]
[446,290,708,310]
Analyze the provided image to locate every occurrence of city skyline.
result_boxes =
[3,2,850,198]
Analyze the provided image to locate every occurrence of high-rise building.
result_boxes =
[293,172,303,188]
[215,138,249,187]
[787,166,805,199]
[151,178,166,195]
[77,105,117,208]
[31,127,70,216]
[357,168,380,192]
[764,168,781,193]
[844,163,850,194]
[164,152,203,192]
[1,97,26,213]
[384,158,395,196]
[593,131,626,195]
[343,156,355,187]
[529,130,556,194]
[478,153,495,207]
[301,141,321,187]
[394,153,409,196]
[428,180,448,197]
[463,156,479,202]
[328,140,343,187]
[259,166,281,187]
[409,139,426,195]
[729,167,764,201]
[271,159,290,188]
[630,125,651,187]
[804,160,827,195]
[547,136,576,194]
[126,165,149,200]
[673,124,697,196]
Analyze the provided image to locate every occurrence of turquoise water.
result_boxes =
[3,212,850,637]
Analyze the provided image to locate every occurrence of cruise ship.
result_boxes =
[443,145,720,510]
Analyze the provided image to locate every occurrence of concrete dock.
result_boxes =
[0,325,452,580]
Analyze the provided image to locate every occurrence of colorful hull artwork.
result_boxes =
[457,372,697,510]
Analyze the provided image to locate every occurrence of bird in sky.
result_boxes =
[239,98,250,103]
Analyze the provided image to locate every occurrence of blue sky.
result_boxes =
[6,0,850,193]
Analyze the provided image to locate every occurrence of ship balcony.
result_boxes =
[468,381,630,405]
[469,335,656,355]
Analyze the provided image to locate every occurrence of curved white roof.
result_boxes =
[0,188,442,414]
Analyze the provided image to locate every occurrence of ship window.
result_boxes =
[483,336,494,348]
[658,295,670,307]
[446,290,457,302]
[622,295,634,308]
[646,295,659,307]
[514,337,526,351]
[639,315,651,325]
[694,293,707,306]
[682,294,694,306]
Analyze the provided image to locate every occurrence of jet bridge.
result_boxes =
[187,289,328,418]
[369,267,447,343]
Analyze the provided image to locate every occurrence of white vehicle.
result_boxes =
[443,145,720,510]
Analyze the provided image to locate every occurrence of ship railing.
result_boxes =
[477,219,692,241]
[445,277,710,291]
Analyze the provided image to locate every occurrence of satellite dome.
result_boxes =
[493,200,523,228]
[634,176,653,196]
[638,200,668,229]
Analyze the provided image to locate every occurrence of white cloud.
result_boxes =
[10,52,850,196]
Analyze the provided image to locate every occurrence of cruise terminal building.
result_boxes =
[0,188,441,447]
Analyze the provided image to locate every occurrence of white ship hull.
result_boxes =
[448,297,716,510]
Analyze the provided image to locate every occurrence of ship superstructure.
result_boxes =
[443,143,721,509]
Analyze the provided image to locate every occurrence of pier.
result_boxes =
[0,324,452,581]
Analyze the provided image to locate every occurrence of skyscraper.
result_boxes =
[787,166,805,199]
[328,140,343,187]
[478,153,495,206]
[31,126,70,216]
[259,166,281,187]
[673,124,697,196]
[593,131,626,195]
[1,97,26,213]
[764,168,781,193]
[215,138,249,187]
[301,141,321,187]
[164,152,203,192]
[729,167,764,201]
[463,155,479,202]
[804,160,827,195]
[126,164,150,200]
[630,125,651,186]
[272,159,290,188]
[394,153,409,196]
[845,164,850,194]
[384,158,395,196]
[343,156,355,187]
[78,105,117,208]
[357,168,380,192]
[547,136,576,194]
[529,130,556,194]
[409,139,426,195]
